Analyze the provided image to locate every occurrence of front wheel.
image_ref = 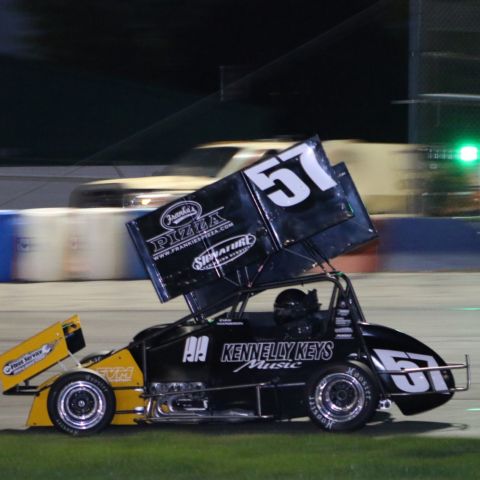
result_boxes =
[306,362,378,432]
[47,371,115,436]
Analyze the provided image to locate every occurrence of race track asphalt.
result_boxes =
[0,273,478,437]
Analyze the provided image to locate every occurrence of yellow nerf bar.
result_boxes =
[0,315,84,393]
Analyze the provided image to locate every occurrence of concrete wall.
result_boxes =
[0,210,479,282]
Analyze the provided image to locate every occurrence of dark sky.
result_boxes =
[0,0,409,164]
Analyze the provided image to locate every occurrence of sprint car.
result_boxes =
[0,136,470,435]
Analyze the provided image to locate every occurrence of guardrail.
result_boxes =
[0,209,479,282]
[337,216,480,272]
[0,208,151,282]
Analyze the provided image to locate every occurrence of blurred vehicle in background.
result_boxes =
[324,140,423,215]
[69,175,216,209]
[69,140,296,209]
[69,139,423,214]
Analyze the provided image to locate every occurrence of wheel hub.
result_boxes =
[58,380,107,430]
[314,373,365,423]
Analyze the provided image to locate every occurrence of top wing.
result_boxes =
[127,136,375,309]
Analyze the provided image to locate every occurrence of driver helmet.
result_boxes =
[274,288,319,325]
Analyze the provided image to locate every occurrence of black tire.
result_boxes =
[306,362,378,432]
[47,371,116,436]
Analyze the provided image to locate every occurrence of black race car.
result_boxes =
[0,137,469,435]
[124,269,470,432]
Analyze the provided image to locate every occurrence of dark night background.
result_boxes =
[0,0,409,165]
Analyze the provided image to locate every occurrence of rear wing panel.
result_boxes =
[184,162,377,315]
[127,136,376,314]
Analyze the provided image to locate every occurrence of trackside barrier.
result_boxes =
[14,208,71,282]
[65,208,129,280]
[1,210,480,281]
[377,217,480,271]
[0,211,17,282]
[326,217,386,273]
[123,209,150,279]
[329,216,480,273]
[330,242,380,273]
[65,208,150,280]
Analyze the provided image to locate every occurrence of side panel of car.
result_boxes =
[362,324,455,415]
[128,313,364,419]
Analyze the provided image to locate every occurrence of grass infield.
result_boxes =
[0,424,479,479]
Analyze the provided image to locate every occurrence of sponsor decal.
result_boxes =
[16,237,34,252]
[2,342,57,376]
[183,336,209,363]
[231,360,302,372]
[334,327,354,340]
[160,201,202,229]
[216,318,245,326]
[68,235,86,251]
[221,341,334,373]
[192,234,256,271]
[96,366,135,383]
[346,366,373,401]
[147,201,233,261]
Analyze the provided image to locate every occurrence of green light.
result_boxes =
[458,145,478,162]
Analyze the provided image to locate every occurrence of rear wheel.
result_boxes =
[306,363,378,432]
[47,371,115,436]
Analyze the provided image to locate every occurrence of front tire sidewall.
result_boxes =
[47,371,115,436]
[307,363,378,432]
